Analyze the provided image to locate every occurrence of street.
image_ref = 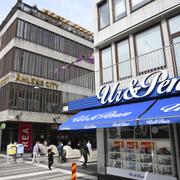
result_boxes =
[0,155,97,180]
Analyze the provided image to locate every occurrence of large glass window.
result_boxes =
[131,0,152,11]
[16,19,93,58]
[98,1,110,30]
[12,48,94,89]
[101,47,113,84]
[135,26,165,73]
[106,125,175,177]
[113,0,126,21]
[116,39,131,79]
[169,15,180,76]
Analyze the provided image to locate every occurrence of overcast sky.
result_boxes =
[0,0,94,32]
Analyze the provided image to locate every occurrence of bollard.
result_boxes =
[72,163,76,180]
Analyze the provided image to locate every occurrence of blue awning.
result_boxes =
[140,96,180,125]
[58,100,155,130]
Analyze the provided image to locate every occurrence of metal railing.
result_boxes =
[96,42,180,89]
[0,2,94,42]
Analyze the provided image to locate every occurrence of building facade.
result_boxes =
[93,0,180,180]
[59,0,180,180]
[0,1,94,151]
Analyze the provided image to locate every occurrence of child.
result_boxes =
[47,148,55,170]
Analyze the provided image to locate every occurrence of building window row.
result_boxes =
[16,19,93,58]
[9,83,62,113]
[0,48,95,89]
[100,15,180,84]
[98,0,154,30]
[0,20,17,51]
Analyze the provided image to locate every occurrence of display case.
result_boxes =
[107,125,175,177]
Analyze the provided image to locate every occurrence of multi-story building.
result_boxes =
[94,0,180,179]
[59,0,180,180]
[0,1,94,151]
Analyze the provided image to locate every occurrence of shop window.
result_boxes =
[130,0,153,11]
[106,125,175,177]
[100,46,113,84]
[113,0,126,21]
[135,26,165,74]
[98,1,110,30]
[116,39,131,79]
[169,15,180,76]
[135,125,150,139]
[151,125,169,139]
[121,126,134,139]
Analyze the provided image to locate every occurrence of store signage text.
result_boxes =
[18,124,32,151]
[72,111,132,123]
[161,103,180,112]
[97,70,180,104]
[15,73,59,90]
[0,75,9,87]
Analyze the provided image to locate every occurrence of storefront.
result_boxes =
[59,70,180,180]
[1,122,58,152]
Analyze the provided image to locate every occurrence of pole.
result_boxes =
[0,128,2,152]
[71,163,76,180]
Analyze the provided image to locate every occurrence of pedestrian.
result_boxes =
[57,141,63,163]
[32,141,40,164]
[86,140,92,151]
[48,148,55,170]
[80,142,90,168]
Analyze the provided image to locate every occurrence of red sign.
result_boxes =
[18,124,32,151]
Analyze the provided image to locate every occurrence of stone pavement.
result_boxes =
[0,154,97,180]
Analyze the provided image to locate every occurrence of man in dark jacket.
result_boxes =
[80,142,90,168]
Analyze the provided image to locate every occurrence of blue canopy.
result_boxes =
[140,96,180,125]
[58,100,155,130]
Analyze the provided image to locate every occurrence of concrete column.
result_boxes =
[108,0,113,25]
[161,19,175,78]
[112,42,118,82]
[129,34,136,78]
[97,128,106,175]
[125,0,131,15]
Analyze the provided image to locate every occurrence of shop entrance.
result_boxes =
[57,129,96,149]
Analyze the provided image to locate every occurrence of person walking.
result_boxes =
[32,141,40,164]
[48,148,55,170]
[57,141,63,163]
[86,140,92,151]
[80,142,90,168]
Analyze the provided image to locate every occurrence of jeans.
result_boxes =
[82,154,88,168]
[48,160,54,170]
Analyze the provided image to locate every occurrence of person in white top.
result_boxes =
[32,141,40,164]
[86,141,92,151]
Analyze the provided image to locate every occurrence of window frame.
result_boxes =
[130,0,154,12]
[112,0,127,22]
[134,24,166,75]
[167,14,180,76]
[97,0,110,31]
[100,45,114,85]
[115,38,132,80]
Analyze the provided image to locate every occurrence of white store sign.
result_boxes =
[97,70,180,104]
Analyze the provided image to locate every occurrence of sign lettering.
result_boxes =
[97,70,180,105]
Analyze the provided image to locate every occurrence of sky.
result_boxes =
[0,0,95,32]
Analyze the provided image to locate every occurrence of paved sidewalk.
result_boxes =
[0,154,97,180]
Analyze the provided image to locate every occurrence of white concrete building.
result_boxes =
[93,0,180,180]
[0,1,94,151]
